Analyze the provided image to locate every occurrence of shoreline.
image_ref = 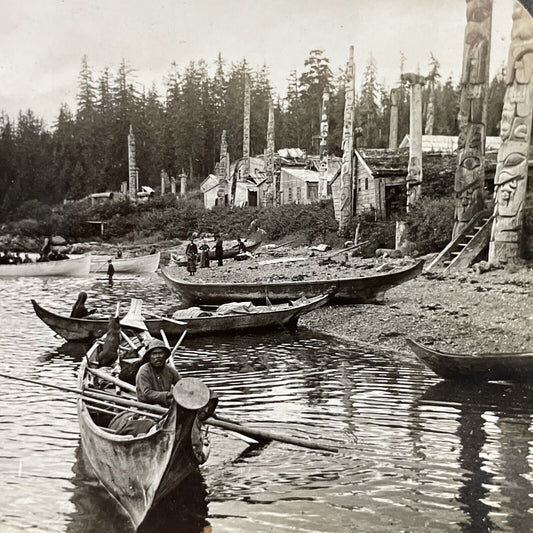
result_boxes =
[160,242,532,355]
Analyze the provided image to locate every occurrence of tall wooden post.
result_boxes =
[389,88,399,150]
[217,130,228,206]
[243,74,251,178]
[179,171,187,196]
[128,125,137,202]
[401,73,425,211]
[489,1,533,262]
[160,170,167,195]
[264,100,275,205]
[452,0,493,239]
[339,45,356,232]
[319,86,330,198]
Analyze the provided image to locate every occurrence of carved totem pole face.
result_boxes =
[492,2,533,247]
[455,124,484,225]
[452,0,492,238]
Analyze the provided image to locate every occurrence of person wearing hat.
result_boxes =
[135,338,181,407]
[107,259,115,284]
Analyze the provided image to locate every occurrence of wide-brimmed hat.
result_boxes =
[144,338,171,359]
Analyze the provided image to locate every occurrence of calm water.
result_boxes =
[1,274,533,532]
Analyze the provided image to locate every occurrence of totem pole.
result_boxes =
[452,0,493,239]
[179,171,187,196]
[128,125,137,202]
[489,1,533,262]
[160,170,168,195]
[243,74,251,178]
[264,100,275,205]
[170,176,176,196]
[339,45,356,232]
[401,73,425,211]
[389,88,399,150]
[217,130,229,206]
[319,86,330,198]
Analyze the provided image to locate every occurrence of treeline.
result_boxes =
[0,50,506,219]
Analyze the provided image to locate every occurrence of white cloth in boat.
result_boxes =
[214,301,257,315]
[172,307,212,319]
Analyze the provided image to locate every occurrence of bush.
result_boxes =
[404,196,454,254]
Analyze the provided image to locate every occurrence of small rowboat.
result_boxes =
[173,241,262,266]
[78,348,213,530]
[32,293,332,341]
[90,252,160,273]
[406,338,533,382]
[160,260,424,306]
[0,254,90,277]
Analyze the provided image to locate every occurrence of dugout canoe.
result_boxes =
[90,252,160,273]
[173,240,262,266]
[77,356,212,531]
[0,254,90,277]
[160,259,424,306]
[406,337,533,382]
[32,293,331,341]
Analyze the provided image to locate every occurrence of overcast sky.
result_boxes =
[0,0,518,127]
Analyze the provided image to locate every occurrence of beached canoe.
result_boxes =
[90,252,160,273]
[32,293,332,341]
[406,337,533,381]
[160,260,424,306]
[0,254,91,277]
[77,355,213,530]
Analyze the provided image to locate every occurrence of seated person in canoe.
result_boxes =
[70,292,96,318]
[136,339,181,407]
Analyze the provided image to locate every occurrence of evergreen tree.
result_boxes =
[358,55,382,148]
[486,69,505,136]
[298,50,333,152]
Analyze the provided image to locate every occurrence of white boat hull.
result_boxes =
[0,254,91,277]
[90,252,160,273]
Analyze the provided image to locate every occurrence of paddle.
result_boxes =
[73,369,340,453]
[170,330,188,359]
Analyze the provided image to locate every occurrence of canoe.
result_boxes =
[32,293,332,341]
[406,337,533,382]
[77,354,212,530]
[90,252,160,273]
[160,260,424,306]
[173,241,262,266]
[0,254,90,277]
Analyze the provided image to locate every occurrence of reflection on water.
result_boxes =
[68,445,211,533]
[1,275,533,532]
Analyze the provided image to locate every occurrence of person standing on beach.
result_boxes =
[215,234,223,266]
[107,259,115,285]
[186,238,198,276]
[199,239,210,268]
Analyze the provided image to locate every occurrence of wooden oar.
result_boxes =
[160,329,171,349]
[170,330,187,358]
[79,369,339,453]
[0,372,164,415]
[206,418,339,453]
[120,330,138,350]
